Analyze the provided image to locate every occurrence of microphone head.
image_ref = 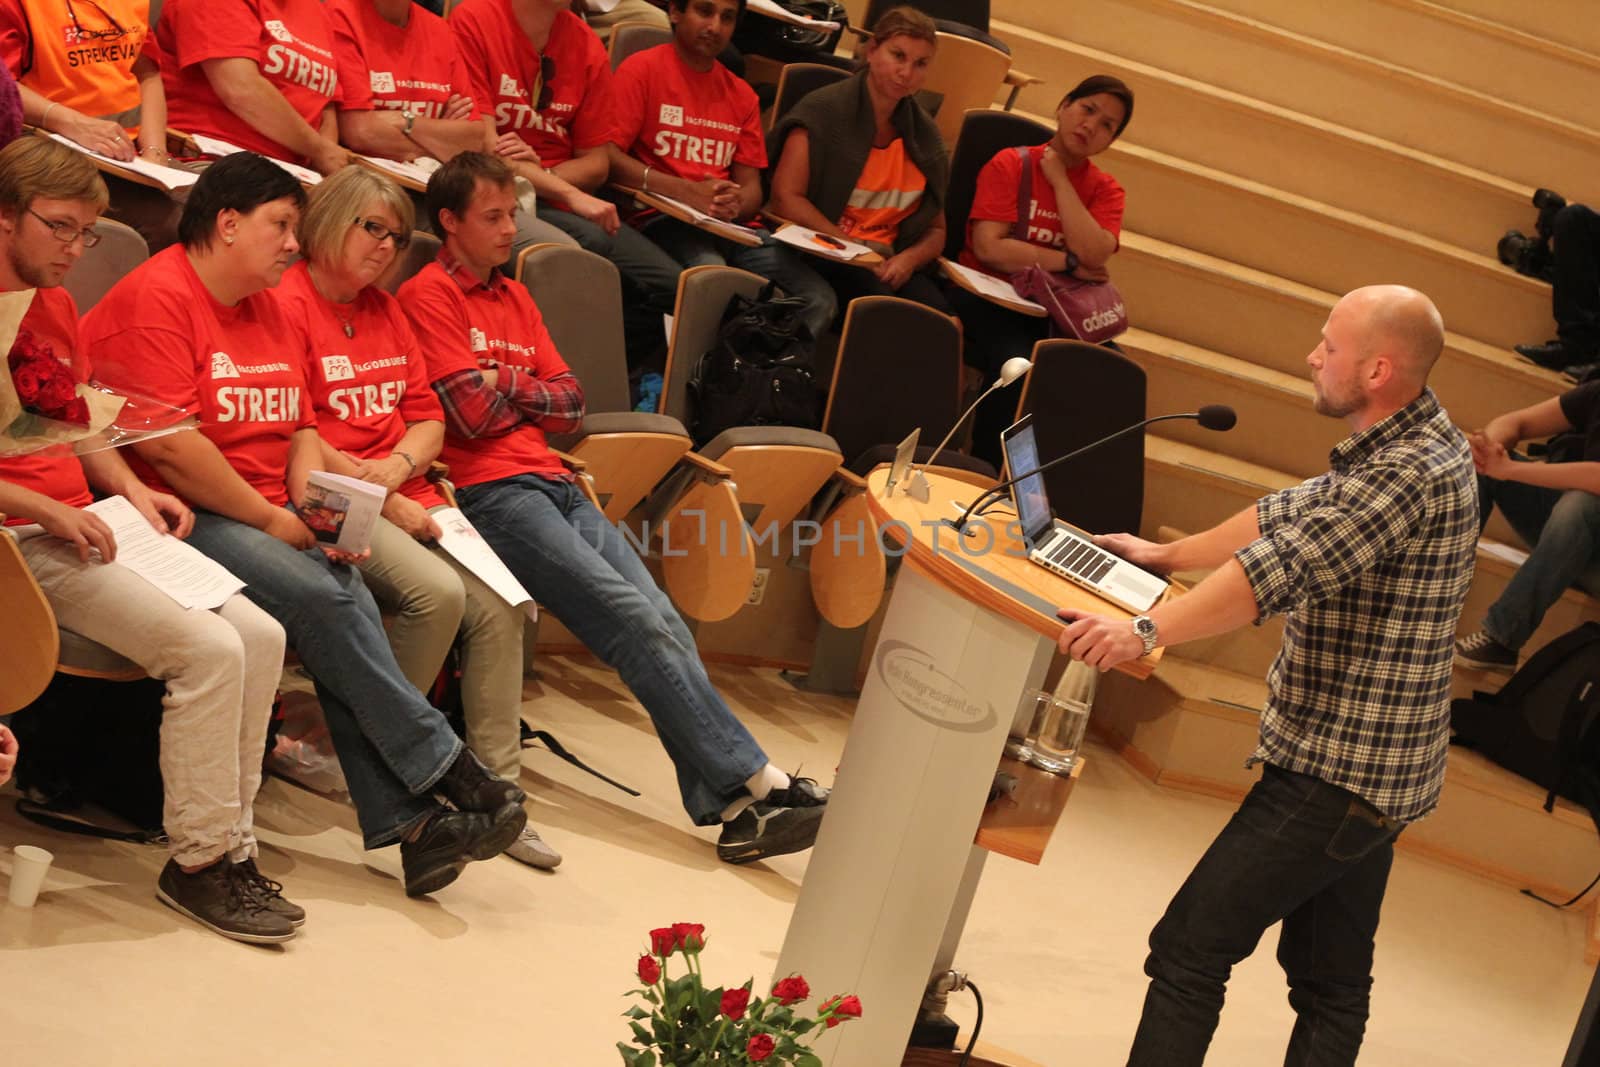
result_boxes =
[998,356,1033,387]
[1198,404,1237,431]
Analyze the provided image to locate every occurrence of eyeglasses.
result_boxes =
[65,0,127,41]
[28,209,101,247]
[353,217,410,250]
[534,55,556,111]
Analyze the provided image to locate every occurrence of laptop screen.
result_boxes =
[1001,415,1055,546]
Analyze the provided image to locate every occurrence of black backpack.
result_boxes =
[1451,621,1600,831]
[686,281,821,447]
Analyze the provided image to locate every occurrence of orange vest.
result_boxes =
[19,0,148,133]
[838,138,926,248]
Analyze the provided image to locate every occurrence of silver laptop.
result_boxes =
[1001,415,1167,613]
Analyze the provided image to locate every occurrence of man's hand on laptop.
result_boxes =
[1056,608,1143,671]
[1092,532,1169,574]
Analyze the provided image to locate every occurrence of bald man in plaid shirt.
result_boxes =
[1059,285,1478,1067]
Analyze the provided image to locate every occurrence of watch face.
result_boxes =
[1134,616,1155,637]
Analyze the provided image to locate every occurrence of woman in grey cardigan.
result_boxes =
[766,6,950,314]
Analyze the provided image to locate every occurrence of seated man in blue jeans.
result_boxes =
[399,151,828,864]
[1455,382,1600,672]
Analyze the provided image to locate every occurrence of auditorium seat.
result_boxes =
[609,21,672,69]
[62,218,147,313]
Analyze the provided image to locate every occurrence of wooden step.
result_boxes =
[1106,141,1551,352]
[1115,230,1568,433]
[1092,655,1600,901]
[991,24,1536,252]
[1175,0,1600,127]
[1119,326,1342,481]
[992,0,1600,199]
[1435,0,1600,58]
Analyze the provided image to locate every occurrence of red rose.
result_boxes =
[720,987,750,1021]
[671,922,706,952]
[746,1034,775,1062]
[820,993,862,1027]
[10,359,44,404]
[771,975,810,1006]
[36,373,75,413]
[637,954,661,985]
[649,927,678,957]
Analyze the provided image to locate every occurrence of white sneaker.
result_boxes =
[504,826,563,870]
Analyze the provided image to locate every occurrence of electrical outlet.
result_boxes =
[747,567,771,606]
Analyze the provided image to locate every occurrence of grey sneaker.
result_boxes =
[504,826,563,870]
[717,775,830,865]
[235,857,306,926]
[1455,630,1517,673]
[156,859,296,944]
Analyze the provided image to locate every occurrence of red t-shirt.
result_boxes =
[611,43,765,181]
[450,4,614,177]
[152,0,339,162]
[276,261,446,508]
[80,245,315,506]
[959,144,1126,276]
[398,258,571,491]
[327,0,477,119]
[0,287,92,524]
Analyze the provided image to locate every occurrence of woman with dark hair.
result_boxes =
[766,5,950,311]
[81,152,528,899]
[955,73,1134,463]
[278,165,562,870]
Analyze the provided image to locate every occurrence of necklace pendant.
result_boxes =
[343,322,355,339]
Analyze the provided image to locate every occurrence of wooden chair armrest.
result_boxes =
[677,450,735,481]
[551,447,589,474]
[167,128,200,156]
[1003,69,1044,88]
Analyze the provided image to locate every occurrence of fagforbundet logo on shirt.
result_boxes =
[499,74,521,98]
[658,104,684,128]
[321,355,356,383]
[469,327,488,353]
[264,20,294,42]
[210,351,240,380]
[370,71,396,94]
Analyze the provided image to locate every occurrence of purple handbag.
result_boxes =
[1004,147,1127,344]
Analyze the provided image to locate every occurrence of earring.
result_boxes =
[223,234,235,245]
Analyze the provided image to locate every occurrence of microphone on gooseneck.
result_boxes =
[951,405,1238,533]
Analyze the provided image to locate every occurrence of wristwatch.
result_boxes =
[1131,615,1158,656]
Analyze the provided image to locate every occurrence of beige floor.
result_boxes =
[1,654,1593,1066]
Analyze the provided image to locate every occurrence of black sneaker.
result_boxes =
[401,803,527,897]
[717,775,830,866]
[235,857,306,926]
[435,748,526,814]
[156,859,296,944]
[1455,631,1517,673]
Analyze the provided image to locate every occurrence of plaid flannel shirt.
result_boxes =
[431,254,584,443]
[1235,388,1478,822]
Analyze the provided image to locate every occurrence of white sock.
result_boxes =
[720,764,792,822]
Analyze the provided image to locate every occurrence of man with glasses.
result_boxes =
[400,152,832,866]
[0,136,304,943]
[450,0,680,371]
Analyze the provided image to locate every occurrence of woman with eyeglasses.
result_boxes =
[81,152,530,898]
[149,0,349,175]
[277,166,561,870]
[0,0,179,245]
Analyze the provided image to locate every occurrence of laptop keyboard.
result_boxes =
[1042,532,1116,584]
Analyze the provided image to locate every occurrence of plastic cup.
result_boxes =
[8,844,54,907]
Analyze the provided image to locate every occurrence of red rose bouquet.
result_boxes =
[620,922,862,1066]
[9,327,89,426]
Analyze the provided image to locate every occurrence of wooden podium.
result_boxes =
[773,467,1167,1064]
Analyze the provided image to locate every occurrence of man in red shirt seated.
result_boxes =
[450,0,680,368]
[0,137,299,942]
[399,151,831,864]
[609,0,835,340]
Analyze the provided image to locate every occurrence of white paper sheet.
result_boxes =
[83,495,245,610]
[46,133,200,191]
[432,507,537,618]
[771,222,874,262]
[747,0,841,31]
[303,471,386,553]
[191,135,322,185]
[645,192,764,247]
[360,154,436,188]
[941,259,1046,313]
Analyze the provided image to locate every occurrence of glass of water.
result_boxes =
[1025,693,1090,776]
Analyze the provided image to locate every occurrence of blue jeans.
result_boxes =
[455,474,768,824]
[1128,764,1401,1067]
[186,512,462,849]
[1477,473,1600,650]
[642,216,839,341]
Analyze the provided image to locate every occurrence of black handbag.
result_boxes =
[687,282,821,446]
